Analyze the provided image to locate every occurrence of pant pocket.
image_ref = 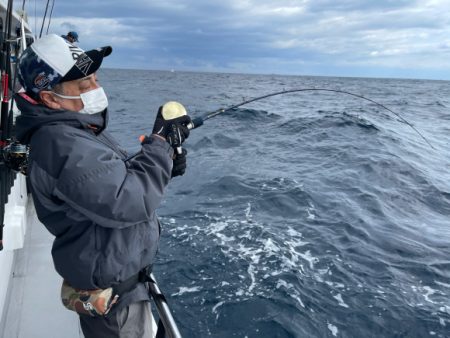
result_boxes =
[116,304,130,330]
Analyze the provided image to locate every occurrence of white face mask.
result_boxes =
[53,87,108,115]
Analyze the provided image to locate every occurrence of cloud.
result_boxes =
[47,17,146,48]
[24,0,450,79]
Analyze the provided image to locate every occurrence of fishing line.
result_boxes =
[188,88,435,150]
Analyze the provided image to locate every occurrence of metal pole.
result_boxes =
[147,273,182,338]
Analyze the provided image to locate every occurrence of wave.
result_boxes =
[222,108,281,122]
[278,111,380,135]
[104,69,450,337]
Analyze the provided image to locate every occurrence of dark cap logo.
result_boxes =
[34,72,50,89]
[75,54,94,76]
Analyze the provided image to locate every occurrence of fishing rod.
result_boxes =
[1,0,14,143]
[0,0,15,251]
[125,87,434,162]
[39,0,51,38]
[7,0,26,140]
[45,0,55,35]
[186,88,435,150]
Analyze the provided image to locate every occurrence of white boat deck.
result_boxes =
[1,200,83,338]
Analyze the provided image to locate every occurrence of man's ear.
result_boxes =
[39,90,61,109]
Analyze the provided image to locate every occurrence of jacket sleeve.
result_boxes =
[50,129,173,229]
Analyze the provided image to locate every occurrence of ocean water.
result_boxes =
[100,69,450,338]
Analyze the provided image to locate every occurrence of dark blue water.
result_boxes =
[101,69,450,338]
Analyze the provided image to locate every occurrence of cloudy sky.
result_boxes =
[24,0,450,80]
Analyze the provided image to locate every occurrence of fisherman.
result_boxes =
[14,34,190,338]
[61,30,79,44]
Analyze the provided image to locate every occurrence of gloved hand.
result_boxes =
[152,106,191,148]
[171,148,187,178]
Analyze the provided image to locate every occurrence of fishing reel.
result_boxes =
[2,140,29,175]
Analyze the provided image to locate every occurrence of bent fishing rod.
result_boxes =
[125,87,434,162]
[186,88,435,150]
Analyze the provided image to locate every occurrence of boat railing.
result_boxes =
[147,273,182,338]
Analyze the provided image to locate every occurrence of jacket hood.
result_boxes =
[14,92,109,144]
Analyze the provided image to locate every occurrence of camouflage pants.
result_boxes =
[79,301,153,338]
